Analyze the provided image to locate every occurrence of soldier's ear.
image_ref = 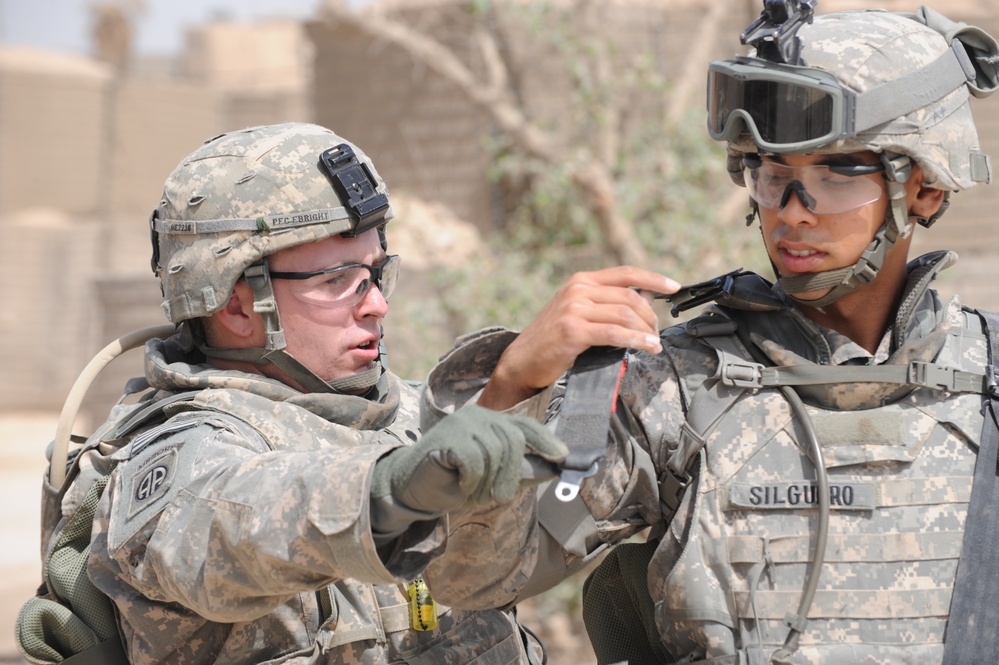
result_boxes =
[908,167,947,220]
[210,281,260,342]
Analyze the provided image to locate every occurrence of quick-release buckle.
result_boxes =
[659,467,691,514]
[909,361,958,392]
[319,144,390,237]
[657,268,747,318]
[149,208,162,277]
[987,364,999,400]
[720,360,764,388]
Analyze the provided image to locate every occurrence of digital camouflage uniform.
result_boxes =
[84,334,539,664]
[422,251,992,663]
[33,122,545,665]
[420,7,999,664]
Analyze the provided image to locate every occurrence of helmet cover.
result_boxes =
[724,8,998,191]
[151,122,394,323]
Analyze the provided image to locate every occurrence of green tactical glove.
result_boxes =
[371,404,568,517]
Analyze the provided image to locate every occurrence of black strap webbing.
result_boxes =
[554,347,628,478]
[537,346,626,553]
[62,633,129,665]
[942,309,999,664]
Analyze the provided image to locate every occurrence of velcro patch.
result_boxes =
[727,481,876,511]
[129,416,200,458]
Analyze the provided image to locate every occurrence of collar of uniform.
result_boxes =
[144,334,400,430]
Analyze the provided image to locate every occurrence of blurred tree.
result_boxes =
[318,0,764,369]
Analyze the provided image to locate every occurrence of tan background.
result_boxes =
[3,0,999,662]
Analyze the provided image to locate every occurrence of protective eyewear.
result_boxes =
[743,155,886,214]
[270,254,400,307]
[708,58,853,153]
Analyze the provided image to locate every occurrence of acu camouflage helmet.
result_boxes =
[720,7,999,193]
[151,122,394,324]
[149,122,395,393]
[709,5,999,307]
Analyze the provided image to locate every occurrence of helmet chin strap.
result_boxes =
[777,154,914,310]
[200,259,383,395]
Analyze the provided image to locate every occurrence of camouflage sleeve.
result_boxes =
[421,326,554,429]
[421,330,681,609]
[89,414,443,623]
[417,327,552,608]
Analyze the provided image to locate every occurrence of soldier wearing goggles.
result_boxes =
[415,2,999,664]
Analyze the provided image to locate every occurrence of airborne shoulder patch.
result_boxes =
[108,417,206,552]
[127,447,178,519]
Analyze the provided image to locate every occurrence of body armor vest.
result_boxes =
[648,308,988,663]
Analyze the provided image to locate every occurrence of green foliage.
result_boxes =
[388,2,768,381]
[389,0,768,377]
[426,113,763,337]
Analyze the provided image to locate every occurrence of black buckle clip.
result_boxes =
[739,0,817,66]
[987,364,999,400]
[655,268,747,318]
[319,143,390,237]
[149,208,161,277]
[658,467,691,515]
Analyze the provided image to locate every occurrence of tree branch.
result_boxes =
[318,2,649,267]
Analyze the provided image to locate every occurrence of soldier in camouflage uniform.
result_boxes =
[418,6,999,664]
[70,122,567,664]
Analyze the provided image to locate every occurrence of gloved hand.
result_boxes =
[371,405,568,516]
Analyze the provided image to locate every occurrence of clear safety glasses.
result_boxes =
[743,155,886,214]
[707,58,856,152]
[270,254,400,308]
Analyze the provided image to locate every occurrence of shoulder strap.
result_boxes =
[942,309,999,663]
[659,315,750,520]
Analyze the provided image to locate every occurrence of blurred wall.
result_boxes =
[2,0,999,422]
[0,18,313,420]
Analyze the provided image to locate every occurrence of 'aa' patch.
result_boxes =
[127,447,178,519]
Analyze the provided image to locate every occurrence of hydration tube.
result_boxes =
[771,385,831,664]
[49,324,177,489]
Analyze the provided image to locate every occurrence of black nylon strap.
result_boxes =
[552,346,628,501]
[62,634,129,665]
[942,309,999,663]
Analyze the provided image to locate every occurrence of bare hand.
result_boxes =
[479,266,679,410]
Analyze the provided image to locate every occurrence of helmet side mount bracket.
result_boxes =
[740,0,817,66]
[319,143,390,238]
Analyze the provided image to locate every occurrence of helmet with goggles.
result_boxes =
[707,2,999,307]
[150,122,395,393]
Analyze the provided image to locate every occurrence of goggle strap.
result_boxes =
[854,45,970,133]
